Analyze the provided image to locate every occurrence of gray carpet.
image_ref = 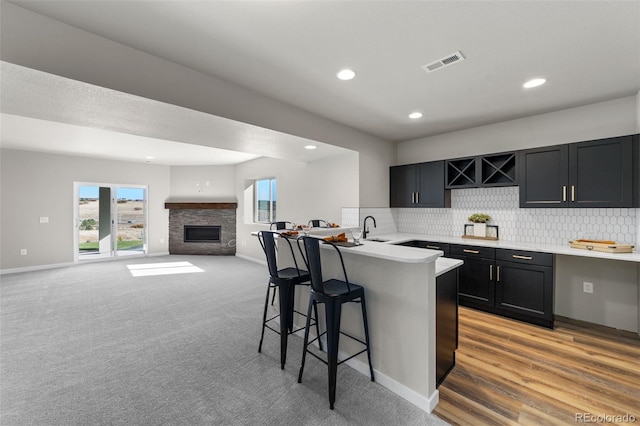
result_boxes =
[1,255,448,425]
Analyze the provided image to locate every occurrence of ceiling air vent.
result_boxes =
[422,51,465,73]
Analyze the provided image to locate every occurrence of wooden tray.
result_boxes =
[462,235,499,241]
[569,240,634,253]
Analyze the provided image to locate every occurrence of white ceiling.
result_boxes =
[0,62,348,165]
[2,1,640,164]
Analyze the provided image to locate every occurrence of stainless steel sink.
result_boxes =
[365,238,389,242]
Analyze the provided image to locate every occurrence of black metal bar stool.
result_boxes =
[257,231,321,369]
[308,219,328,228]
[298,236,375,409]
[270,221,295,230]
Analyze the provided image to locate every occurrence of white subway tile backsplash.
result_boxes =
[343,187,637,245]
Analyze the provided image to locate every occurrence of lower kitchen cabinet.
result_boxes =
[450,245,495,309]
[436,267,458,386]
[451,244,554,328]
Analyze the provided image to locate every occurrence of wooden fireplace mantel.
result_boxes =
[164,202,238,210]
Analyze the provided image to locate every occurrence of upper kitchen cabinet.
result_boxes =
[445,156,477,189]
[390,161,451,208]
[519,144,569,207]
[446,152,518,189]
[519,135,635,208]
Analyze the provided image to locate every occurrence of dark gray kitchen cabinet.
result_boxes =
[451,244,554,328]
[519,144,569,207]
[450,245,495,309]
[390,161,451,208]
[495,250,554,328]
[519,135,635,208]
[393,240,450,255]
[446,152,518,189]
[435,266,458,387]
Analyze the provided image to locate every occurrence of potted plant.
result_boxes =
[468,213,491,237]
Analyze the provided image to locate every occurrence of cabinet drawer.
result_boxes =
[450,244,495,259]
[496,249,553,267]
[420,241,450,254]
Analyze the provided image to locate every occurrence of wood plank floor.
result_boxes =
[433,307,640,426]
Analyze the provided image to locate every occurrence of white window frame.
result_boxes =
[254,178,276,223]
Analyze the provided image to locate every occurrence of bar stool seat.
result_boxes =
[298,236,374,410]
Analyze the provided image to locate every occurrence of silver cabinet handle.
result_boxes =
[571,185,575,202]
[512,255,533,260]
[416,192,419,204]
[463,249,479,254]
[497,266,501,282]
[489,264,493,280]
[562,185,567,202]
[411,192,415,203]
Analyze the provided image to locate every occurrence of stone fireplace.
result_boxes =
[165,202,237,255]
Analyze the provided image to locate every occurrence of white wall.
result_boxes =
[397,96,638,164]
[555,256,638,333]
[1,3,393,207]
[235,152,359,262]
[0,149,171,271]
[169,165,236,201]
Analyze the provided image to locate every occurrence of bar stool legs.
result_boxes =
[298,293,374,410]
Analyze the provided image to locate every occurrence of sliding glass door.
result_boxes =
[75,183,147,261]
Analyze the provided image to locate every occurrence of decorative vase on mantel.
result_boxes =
[468,213,492,238]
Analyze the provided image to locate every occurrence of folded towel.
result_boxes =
[323,232,348,243]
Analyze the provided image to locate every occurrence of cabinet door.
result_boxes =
[390,165,416,207]
[416,161,451,207]
[436,268,458,386]
[569,136,633,207]
[519,144,569,207]
[495,261,553,322]
[454,256,494,308]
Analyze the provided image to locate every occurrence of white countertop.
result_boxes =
[322,240,443,264]
[363,232,640,263]
[435,257,463,277]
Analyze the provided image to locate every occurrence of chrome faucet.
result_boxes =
[362,215,377,239]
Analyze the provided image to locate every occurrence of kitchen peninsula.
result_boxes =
[274,232,462,413]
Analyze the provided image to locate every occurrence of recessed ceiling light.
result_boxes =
[145,156,155,161]
[336,69,356,81]
[304,145,317,150]
[523,78,546,89]
[409,112,423,119]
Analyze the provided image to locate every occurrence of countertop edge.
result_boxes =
[367,233,640,263]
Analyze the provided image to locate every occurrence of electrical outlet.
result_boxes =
[160,238,165,244]
[20,249,27,256]
[39,216,49,223]
[583,281,594,294]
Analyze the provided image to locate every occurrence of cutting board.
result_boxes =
[569,239,634,253]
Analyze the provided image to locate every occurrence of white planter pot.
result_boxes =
[473,223,487,237]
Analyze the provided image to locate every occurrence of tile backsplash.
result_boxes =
[344,186,637,245]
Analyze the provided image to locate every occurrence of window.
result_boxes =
[255,178,276,223]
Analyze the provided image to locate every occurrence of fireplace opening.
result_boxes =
[184,225,221,243]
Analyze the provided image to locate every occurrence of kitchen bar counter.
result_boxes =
[271,233,461,413]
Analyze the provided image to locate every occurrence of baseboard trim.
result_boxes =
[337,349,439,413]
[0,262,74,275]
